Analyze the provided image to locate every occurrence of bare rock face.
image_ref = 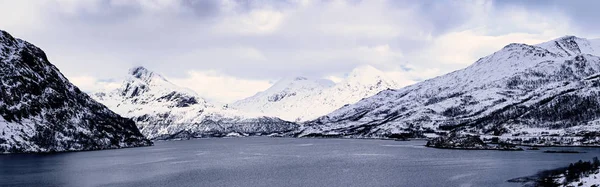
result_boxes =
[0,30,152,153]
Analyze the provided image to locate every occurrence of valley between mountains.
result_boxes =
[2,28,600,153]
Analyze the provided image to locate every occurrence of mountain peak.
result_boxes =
[118,66,176,98]
[535,35,599,57]
[555,35,582,42]
[97,66,211,109]
[0,30,22,50]
[232,65,400,121]
[0,30,12,40]
[129,66,150,77]
[344,65,394,86]
[294,76,308,81]
[501,43,528,49]
[127,66,168,84]
[551,35,586,48]
[267,76,334,95]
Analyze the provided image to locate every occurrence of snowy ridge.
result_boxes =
[0,30,151,153]
[297,36,600,144]
[537,36,600,57]
[231,65,401,122]
[94,66,212,116]
[92,67,298,140]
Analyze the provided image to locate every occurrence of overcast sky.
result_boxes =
[1,0,599,103]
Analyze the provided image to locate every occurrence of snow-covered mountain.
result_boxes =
[298,36,600,145]
[231,65,401,122]
[92,67,298,140]
[0,30,152,153]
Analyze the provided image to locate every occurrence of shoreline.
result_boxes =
[0,142,153,155]
[10,136,600,155]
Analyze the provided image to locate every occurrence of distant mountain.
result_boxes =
[298,36,600,145]
[92,67,298,140]
[231,65,401,122]
[0,30,151,153]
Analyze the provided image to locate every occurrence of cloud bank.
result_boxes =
[1,0,598,103]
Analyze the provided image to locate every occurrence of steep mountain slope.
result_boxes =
[92,67,298,140]
[299,36,600,145]
[0,30,151,153]
[231,65,401,122]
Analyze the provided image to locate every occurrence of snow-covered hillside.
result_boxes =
[562,169,600,187]
[231,65,401,122]
[0,30,152,153]
[92,67,298,140]
[298,36,600,145]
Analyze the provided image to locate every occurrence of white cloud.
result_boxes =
[0,0,46,35]
[169,70,272,103]
[280,0,424,40]
[421,30,557,66]
[69,75,121,92]
[400,1,573,79]
[325,75,343,83]
[382,71,419,88]
[214,8,285,35]
[0,0,595,103]
[52,0,100,15]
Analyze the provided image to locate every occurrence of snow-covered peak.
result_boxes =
[93,66,212,114]
[536,35,600,57]
[340,65,398,90]
[231,65,401,121]
[126,66,169,85]
[279,76,332,87]
[116,66,201,101]
[453,35,600,87]
[129,66,159,81]
[250,76,334,103]
[299,35,600,139]
[271,76,334,90]
[91,67,296,140]
[347,65,383,78]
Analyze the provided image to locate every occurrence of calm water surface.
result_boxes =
[1,137,600,187]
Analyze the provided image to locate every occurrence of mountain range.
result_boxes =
[296,36,600,146]
[91,67,298,140]
[4,26,600,153]
[231,65,401,122]
[90,64,401,140]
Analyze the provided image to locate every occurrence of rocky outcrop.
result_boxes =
[0,30,152,153]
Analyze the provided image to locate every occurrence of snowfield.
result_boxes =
[562,170,600,187]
